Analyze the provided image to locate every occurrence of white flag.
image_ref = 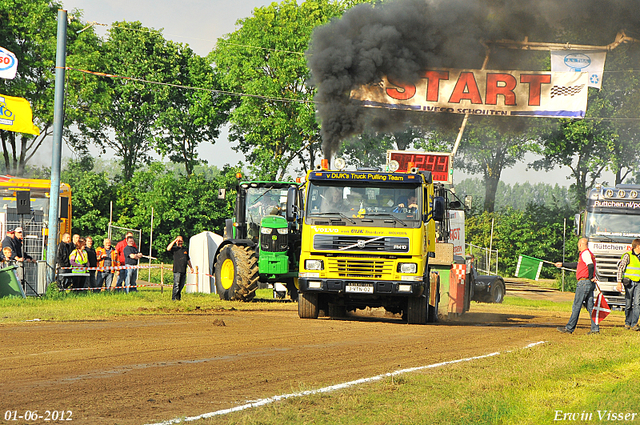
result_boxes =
[0,47,18,80]
[550,50,606,89]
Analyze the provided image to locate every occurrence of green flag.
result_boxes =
[515,255,544,280]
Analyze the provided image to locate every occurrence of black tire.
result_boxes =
[298,292,319,319]
[407,284,428,324]
[286,278,299,302]
[328,303,347,318]
[428,275,440,323]
[213,244,259,301]
[490,280,505,303]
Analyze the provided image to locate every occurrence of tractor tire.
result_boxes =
[214,244,259,302]
[298,292,319,319]
[406,285,429,324]
[490,279,505,304]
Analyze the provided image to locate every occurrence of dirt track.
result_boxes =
[0,286,623,425]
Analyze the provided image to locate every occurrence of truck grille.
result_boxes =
[595,254,621,279]
[314,235,410,253]
[327,258,394,279]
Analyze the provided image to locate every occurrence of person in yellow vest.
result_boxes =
[69,237,89,290]
[616,238,640,330]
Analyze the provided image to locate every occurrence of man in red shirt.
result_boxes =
[555,237,599,335]
[114,232,137,291]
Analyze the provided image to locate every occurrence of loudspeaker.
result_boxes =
[16,190,30,215]
[59,197,68,219]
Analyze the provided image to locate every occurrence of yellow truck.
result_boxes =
[290,162,445,324]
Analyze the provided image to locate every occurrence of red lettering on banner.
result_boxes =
[449,72,482,104]
[423,70,449,102]
[486,73,517,105]
[520,74,551,106]
[386,76,416,100]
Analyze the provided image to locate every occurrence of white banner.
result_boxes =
[448,210,465,257]
[0,47,18,80]
[351,69,589,119]
[551,50,606,89]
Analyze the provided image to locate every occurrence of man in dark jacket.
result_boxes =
[85,237,98,292]
[166,235,193,301]
[56,232,73,289]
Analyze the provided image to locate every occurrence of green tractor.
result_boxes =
[214,180,302,301]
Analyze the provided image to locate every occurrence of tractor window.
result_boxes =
[245,188,287,239]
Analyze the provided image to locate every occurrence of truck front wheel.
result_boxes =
[298,292,319,319]
[407,284,429,324]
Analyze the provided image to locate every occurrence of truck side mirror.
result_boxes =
[217,188,226,200]
[574,213,581,236]
[432,196,445,222]
[286,186,298,222]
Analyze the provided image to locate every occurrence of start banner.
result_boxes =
[351,69,589,119]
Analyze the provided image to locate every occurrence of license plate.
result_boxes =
[345,283,374,293]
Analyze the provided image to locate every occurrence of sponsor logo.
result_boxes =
[564,53,591,71]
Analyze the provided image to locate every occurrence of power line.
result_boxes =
[63,66,314,105]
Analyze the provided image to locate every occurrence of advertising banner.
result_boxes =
[0,47,18,80]
[551,50,606,89]
[351,69,589,119]
[0,94,40,135]
[448,210,465,257]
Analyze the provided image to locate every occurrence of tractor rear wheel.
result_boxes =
[214,244,259,301]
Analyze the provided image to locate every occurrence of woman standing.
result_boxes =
[69,237,89,290]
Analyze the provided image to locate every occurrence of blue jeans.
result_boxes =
[624,281,640,327]
[125,269,138,293]
[172,272,187,300]
[565,279,598,332]
[115,270,126,291]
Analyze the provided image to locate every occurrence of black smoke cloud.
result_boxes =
[306,0,640,159]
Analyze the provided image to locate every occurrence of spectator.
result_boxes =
[616,238,640,330]
[12,227,33,262]
[2,229,15,260]
[55,233,73,289]
[69,237,89,291]
[115,232,136,291]
[96,238,119,291]
[166,235,193,301]
[1,246,13,267]
[85,237,98,293]
[123,236,142,293]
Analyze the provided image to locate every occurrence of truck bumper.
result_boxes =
[298,277,425,297]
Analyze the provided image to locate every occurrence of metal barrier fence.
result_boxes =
[466,243,499,275]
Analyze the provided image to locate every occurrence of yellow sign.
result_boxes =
[0,94,40,135]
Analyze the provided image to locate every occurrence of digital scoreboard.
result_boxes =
[386,150,453,183]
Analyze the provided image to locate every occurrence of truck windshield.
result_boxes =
[585,212,640,239]
[306,182,421,226]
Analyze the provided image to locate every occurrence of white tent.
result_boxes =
[186,231,223,294]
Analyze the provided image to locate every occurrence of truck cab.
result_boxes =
[577,184,640,307]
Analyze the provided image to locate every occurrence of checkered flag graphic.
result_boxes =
[550,84,585,98]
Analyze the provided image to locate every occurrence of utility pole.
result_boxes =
[46,9,67,287]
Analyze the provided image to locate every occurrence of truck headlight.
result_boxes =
[276,228,288,235]
[397,263,417,274]
[305,259,324,270]
[260,227,272,234]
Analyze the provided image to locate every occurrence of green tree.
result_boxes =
[68,22,229,181]
[0,0,100,174]
[60,157,114,238]
[531,95,615,209]
[209,0,365,180]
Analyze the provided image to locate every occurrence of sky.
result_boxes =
[53,0,617,187]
